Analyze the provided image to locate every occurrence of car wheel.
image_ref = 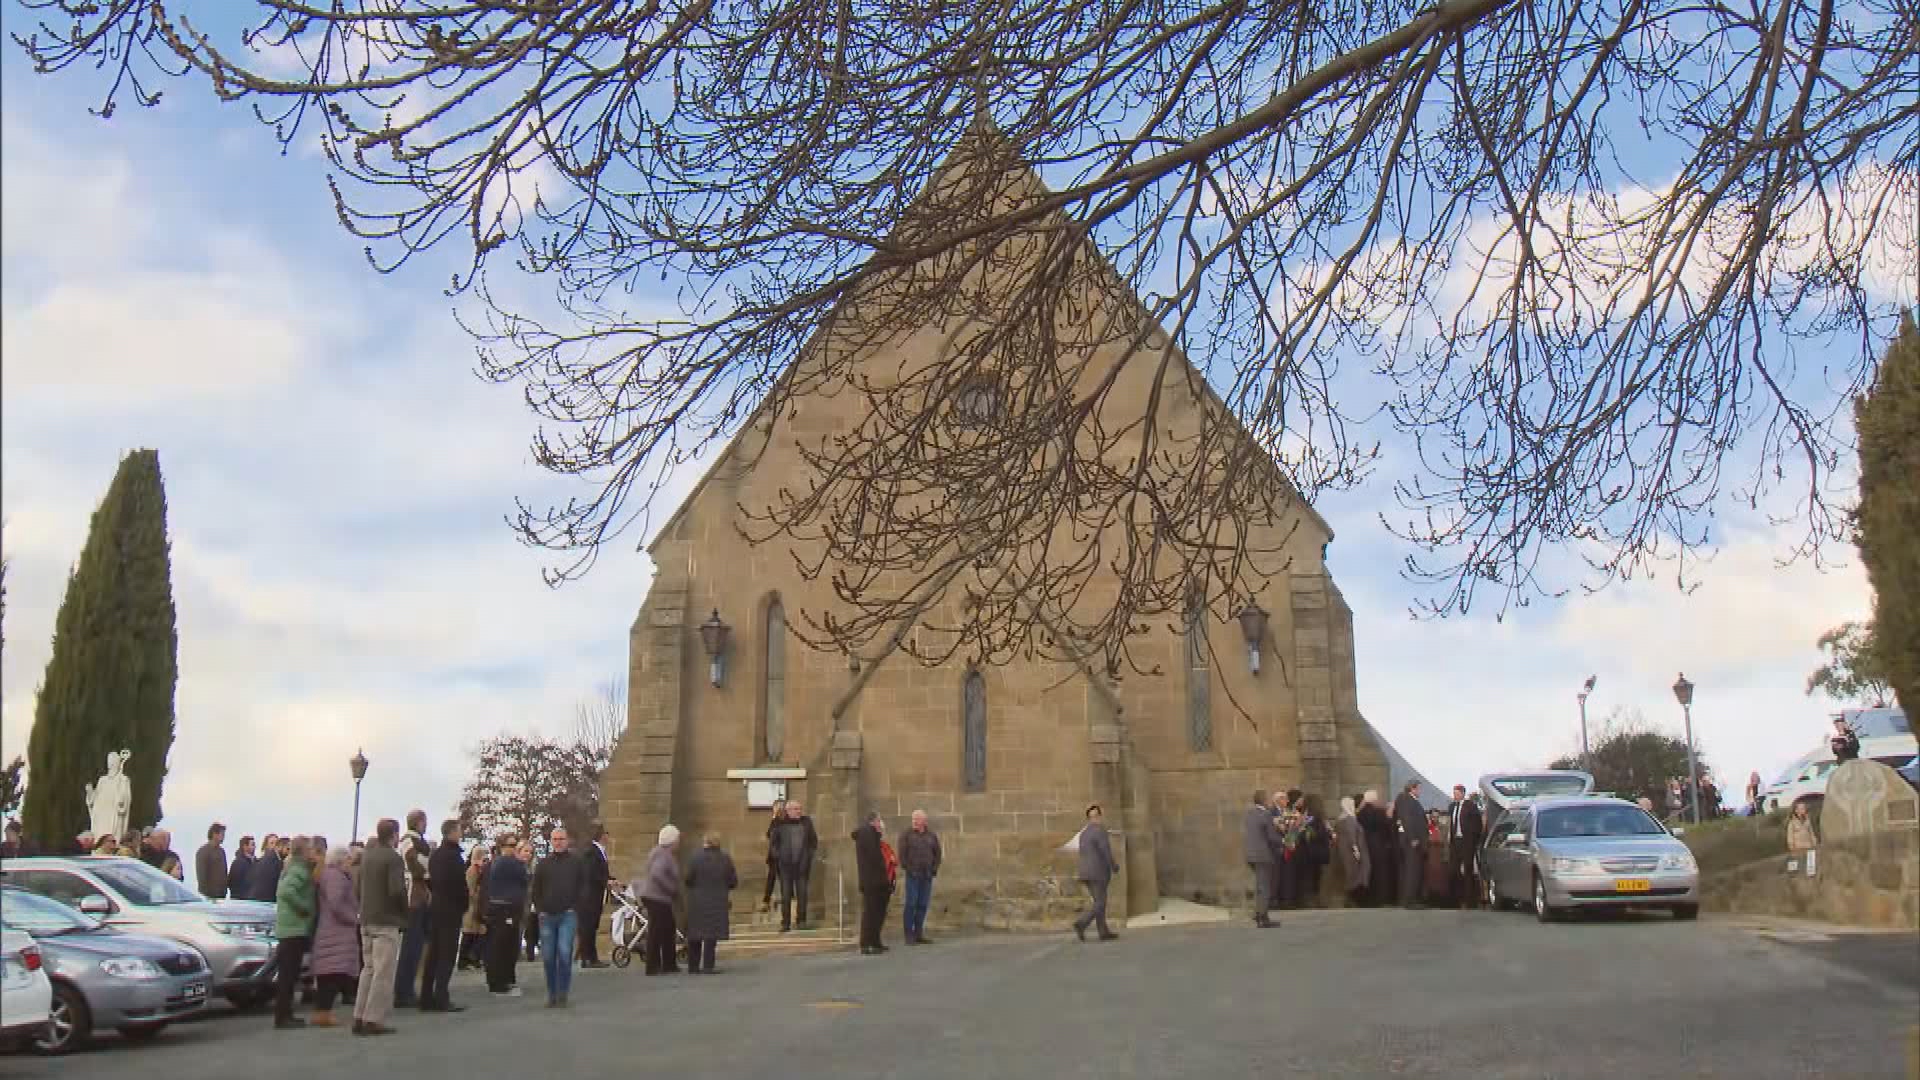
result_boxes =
[35,982,92,1055]
[1671,903,1700,921]
[116,1024,166,1042]
[1533,876,1558,923]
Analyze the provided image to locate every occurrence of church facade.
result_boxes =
[600,150,1392,928]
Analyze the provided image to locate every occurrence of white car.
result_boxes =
[1,928,53,1049]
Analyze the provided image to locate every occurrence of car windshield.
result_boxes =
[1536,804,1666,838]
[90,859,203,906]
[0,888,100,935]
[1489,776,1589,800]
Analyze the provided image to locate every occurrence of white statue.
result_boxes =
[83,750,132,842]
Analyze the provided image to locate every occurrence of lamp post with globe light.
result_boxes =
[1671,674,1700,824]
[349,749,370,841]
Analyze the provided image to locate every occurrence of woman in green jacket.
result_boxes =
[272,835,318,1030]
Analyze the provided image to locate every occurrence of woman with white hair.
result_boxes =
[636,825,683,975]
[1356,789,1397,908]
[310,844,361,1027]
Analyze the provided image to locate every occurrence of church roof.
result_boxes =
[644,125,1334,555]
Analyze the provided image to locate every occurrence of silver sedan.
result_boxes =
[0,887,210,1053]
[1479,796,1700,921]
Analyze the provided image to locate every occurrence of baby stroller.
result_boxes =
[607,884,688,969]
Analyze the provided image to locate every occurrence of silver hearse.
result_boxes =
[1479,794,1700,921]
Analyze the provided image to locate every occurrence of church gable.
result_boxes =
[605,132,1386,923]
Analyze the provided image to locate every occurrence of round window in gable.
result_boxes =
[949,376,1007,429]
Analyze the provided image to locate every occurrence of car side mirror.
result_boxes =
[78,895,112,916]
[1670,828,1686,838]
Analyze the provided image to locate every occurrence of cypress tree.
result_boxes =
[1855,316,1920,714]
[21,450,179,846]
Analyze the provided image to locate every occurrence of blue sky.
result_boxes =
[0,26,1898,851]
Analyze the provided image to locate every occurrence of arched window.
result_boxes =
[761,596,787,762]
[961,668,988,792]
[1185,591,1213,752]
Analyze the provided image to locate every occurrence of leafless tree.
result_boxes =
[16,1,1916,677]
[573,678,625,764]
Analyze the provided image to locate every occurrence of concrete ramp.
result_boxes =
[1125,896,1232,930]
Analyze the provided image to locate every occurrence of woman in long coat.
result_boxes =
[1334,797,1370,906]
[459,847,491,970]
[310,844,361,1028]
[684,832,738,975]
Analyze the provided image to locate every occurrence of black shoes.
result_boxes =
[274,1017,306,1030]
[1074,923,1087,942]
[1098,932,1120,941]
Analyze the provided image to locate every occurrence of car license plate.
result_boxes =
[178,981,208,1001]
[1614,878,1652,893]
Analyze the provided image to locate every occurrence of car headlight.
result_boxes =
[100,957,165,980]
[210,921,274,938]
[1550,857,1598,873]
[1660,852,1696,871]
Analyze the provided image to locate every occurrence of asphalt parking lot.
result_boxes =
[9,910,1917,1079]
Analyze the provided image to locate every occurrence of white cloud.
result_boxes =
[0,106,701,850]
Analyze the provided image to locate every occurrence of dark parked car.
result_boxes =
[0,887,210,1053]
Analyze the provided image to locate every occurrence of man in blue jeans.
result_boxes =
[530,827,586,1007]
[896,809,943,945]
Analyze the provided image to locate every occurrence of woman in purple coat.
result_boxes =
[310,844,362,1028]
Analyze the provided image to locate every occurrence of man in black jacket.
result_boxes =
[530,827,587,1006]
[576,824,611,969]
[1392,782,1428,909]
[420,820,469,1013]
[228,835,257,900]
[851,811,892,955]
[770,801,819,932]
[1830,716,1862,763]
[247,834,284,902]
[1447,786,1484,909]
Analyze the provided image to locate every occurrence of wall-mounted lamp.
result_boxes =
[698,609,731,687]
[1235,600,1269,675]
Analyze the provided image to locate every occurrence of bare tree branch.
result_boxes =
[15,0,1917,674]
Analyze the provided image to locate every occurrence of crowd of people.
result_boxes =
[1245,782,1493,923]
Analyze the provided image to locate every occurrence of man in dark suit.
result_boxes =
[1392,782,1428,909]
[420,820,469,1012]
[1072,804,1120,942]
[1447,785,1484,909]
[1241,791,1282,928]
[851,811,893,955]
[576,824,612,968]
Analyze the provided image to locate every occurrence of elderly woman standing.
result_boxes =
[684,832,738,974]
[272,836,318,1030]
[1334,797,1370,906]
[636,825,683,976]
[460,846,492,971]
[310,844,361,1028]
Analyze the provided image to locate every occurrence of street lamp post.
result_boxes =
[1577,675,1597,771]
[1671,674,1700,825]
[349,749,370,841]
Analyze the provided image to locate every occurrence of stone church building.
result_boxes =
[600,140,1396,928]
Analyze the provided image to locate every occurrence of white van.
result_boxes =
[1760,708,1914,814]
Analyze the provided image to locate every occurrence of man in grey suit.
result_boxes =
[1242,791,1282,928]
[1072,804,1120,943]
